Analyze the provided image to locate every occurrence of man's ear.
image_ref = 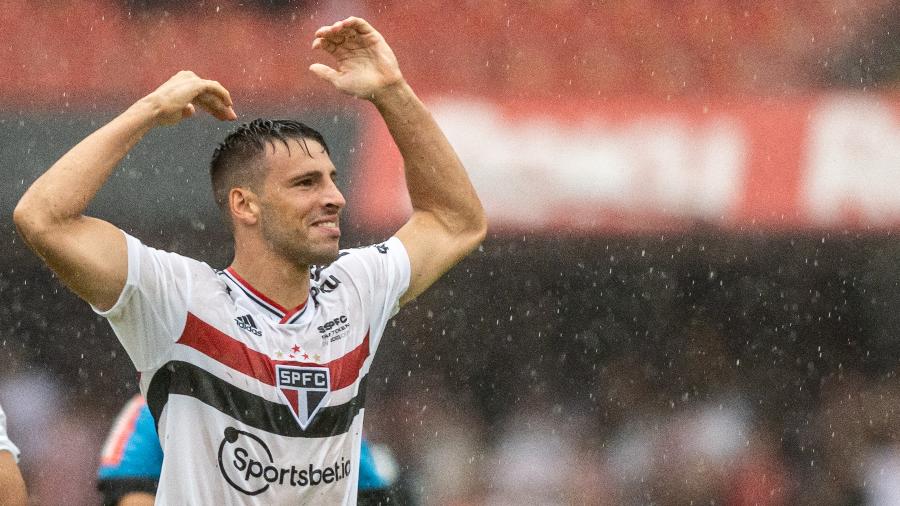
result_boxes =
[230,187,260,226]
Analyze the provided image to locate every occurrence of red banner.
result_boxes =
[353,94,900,233]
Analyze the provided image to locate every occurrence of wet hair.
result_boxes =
[209,118,330,223]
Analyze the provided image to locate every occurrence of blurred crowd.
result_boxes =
[354,234,900,505]
[0,0,897,106]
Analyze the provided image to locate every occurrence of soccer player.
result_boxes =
[98,395,413,505]
[0,402,27,506]
[14,16,485,505]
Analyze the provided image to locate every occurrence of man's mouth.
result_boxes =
[311,219,341,236]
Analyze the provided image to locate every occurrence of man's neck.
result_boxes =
[229,250,311,310]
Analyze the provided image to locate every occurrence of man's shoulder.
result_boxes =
[128,234,219,275]
[143,244,226,299]
[313,241,397,281]
[340,241,394,259]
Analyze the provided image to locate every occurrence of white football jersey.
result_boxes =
[0,402,20,462]
[95,233,409,505]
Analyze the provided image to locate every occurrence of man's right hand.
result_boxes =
[140,71,237,126]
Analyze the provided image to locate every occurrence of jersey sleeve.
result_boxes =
[0,402,20,463]
[328,237,410,348]
[97,396,162,504]
[93,232,194,371]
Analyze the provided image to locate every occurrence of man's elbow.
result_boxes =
[13,199,42,240]
[12,197,56,246]
[460,208,488,253]
[471,211,488,244]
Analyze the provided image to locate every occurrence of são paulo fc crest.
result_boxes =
[275,365,331,430]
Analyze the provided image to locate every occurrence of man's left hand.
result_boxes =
[310,17,404,99]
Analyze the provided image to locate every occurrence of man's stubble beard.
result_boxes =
[259,208,340,268]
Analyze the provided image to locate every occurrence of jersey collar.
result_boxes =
[221,267,309,324]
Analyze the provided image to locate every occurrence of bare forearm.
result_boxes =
[118,492,156,506]
[14,100,156,229]
[0,453,26,506]
[372,82,485,233]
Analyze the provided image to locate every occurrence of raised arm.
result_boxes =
[13,71,236,310]
[310,17,487,305]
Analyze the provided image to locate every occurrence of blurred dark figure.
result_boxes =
[800,372,900,506]
[596,322,789,505]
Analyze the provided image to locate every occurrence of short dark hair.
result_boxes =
[209,119,330,222]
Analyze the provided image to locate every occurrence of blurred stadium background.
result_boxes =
[1,0,900,504]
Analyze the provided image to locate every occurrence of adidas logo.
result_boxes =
[235,314,262,337]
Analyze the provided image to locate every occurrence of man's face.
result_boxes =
[255,138,346,266]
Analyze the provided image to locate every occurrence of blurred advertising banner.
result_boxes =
[354,95,900,233]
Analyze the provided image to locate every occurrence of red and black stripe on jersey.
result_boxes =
[145,313,369,438]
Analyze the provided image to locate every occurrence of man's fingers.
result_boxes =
[314,16,374,41]
[221,106,238,121]
[309,63,339,84]
[202,79,234,107]
[193,92,237,121]
[181,104,196,119]
[340,17,374,34]
[312,37,338,54]
[314,22,340,39]
[195,79,237,120]
[150,72,237,125]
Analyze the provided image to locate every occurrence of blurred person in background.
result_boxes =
[1,372,103,504]
[13,14,485,505]
[485,393,608,506]
[97,394,415,505]
[97,396,159,506]
[801,372,900,506]
[0,401,27,506]
[597,322,789,505]
[368,384,489,505]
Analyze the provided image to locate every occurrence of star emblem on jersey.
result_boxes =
[275,364,331,430]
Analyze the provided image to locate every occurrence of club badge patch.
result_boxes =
[275,365,331,430]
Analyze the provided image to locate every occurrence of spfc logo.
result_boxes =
[275,365,331,430]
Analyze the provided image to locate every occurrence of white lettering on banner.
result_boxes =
[430,100,746,227]
[804,97,900,225]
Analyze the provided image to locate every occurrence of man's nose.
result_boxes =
[324,181,346,209]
